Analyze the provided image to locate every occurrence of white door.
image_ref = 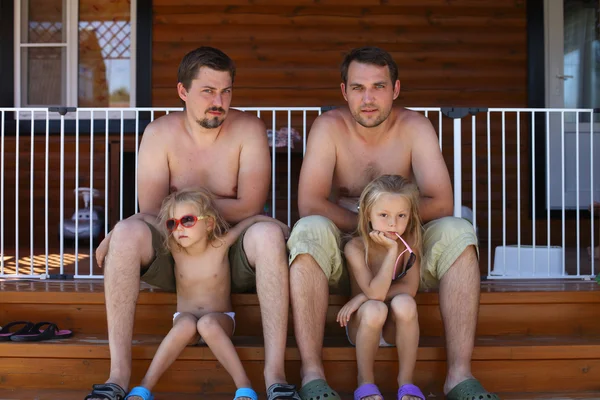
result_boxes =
[545,0,600,210]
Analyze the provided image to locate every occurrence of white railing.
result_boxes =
[0,107,597,280]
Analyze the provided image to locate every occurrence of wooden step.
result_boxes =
[3,388,600,400]
[2,334,600,394]
[3,280,600,337]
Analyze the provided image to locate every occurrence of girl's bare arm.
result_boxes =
[345,238,397,302]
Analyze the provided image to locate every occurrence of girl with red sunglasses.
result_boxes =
[336,175,425,400]
[125,188,289,400]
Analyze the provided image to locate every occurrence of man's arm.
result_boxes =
[214,117,270,224]
[409,115,454,222]
[137,122,171,216]
[298,115,358,232]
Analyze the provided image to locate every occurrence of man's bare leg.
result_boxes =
[290,254,329,386]
[243,222,290,388]
[439,245,480,394]
[89,220,155,399]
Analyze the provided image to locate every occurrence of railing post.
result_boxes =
[48,107,76,280]
[441,108,487,219]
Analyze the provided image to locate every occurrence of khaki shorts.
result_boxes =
[287,215,478,291]
[140,222,255,293]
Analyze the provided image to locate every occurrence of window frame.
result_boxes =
[13,0,137,118]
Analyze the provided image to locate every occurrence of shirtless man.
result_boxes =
[86,47,300,400]
[287,47,499,400]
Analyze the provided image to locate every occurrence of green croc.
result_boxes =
[446,379,501,400]
[298,379,341,400]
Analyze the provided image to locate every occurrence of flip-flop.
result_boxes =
[124,386,153,400]
[10,321,72,342]
[85,383,128,400]
[446,379,500,400]
[354,383,382,400]
[0,321,34,342]
[397,384,425,400]
[234,388,258,400]
[299,379,341,400]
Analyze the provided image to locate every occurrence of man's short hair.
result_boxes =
[177,46,236,89]
[340,46,398,86]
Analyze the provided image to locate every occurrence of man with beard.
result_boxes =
[85,47,299,400]
[287,47,499,400]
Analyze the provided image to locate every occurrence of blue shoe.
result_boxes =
[235,388,258,400]
[125,386,154,400]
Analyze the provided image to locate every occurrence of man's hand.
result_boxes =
[95,232,111,268]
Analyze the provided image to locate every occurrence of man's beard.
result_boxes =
[351,105,391,128]
[197,107,226,129]
[197,116,224,129]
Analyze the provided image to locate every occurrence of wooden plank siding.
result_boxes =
[3,1,596,257]
[151,1,527,108]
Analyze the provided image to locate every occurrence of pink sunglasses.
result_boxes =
[393,233,416,280]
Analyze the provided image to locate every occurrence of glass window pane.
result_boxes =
[22,0,65,44]
[78,0,131,107]
[563,0,599,122]
[21,47,66,106]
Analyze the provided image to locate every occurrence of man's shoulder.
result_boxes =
[227,108,265,128]
[144,111,184,138]
[392,107,436,140]
[394,107,431,127]
[308,107,350,140]
[223,109,266,139]
[316,107,350,126]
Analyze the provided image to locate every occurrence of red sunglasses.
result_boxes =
[166,215,207,232]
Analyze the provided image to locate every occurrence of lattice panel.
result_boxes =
[28,22,63,43]
[79,21,130,60]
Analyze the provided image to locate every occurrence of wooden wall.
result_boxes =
[152,0,527,108]
[4,1,597,263]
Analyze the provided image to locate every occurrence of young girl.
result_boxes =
[126,188,289,400]
[336,175,425,400]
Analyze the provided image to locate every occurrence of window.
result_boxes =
[544,0,599,209]
[14,0,136,109]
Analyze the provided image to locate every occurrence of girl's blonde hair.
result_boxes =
[356,175,423,263]
[157,187,229,252]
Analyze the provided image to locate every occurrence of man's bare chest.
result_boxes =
[168,147,240,197]
[334,146,412,195]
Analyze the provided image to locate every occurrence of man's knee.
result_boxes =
[244,221,286,267]
[104,219,154,268]
[288,216,342,284]
[111,219,152,249]
[290,254,326,280]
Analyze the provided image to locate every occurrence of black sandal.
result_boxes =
[84,383,128,400]
[267,383,302,400]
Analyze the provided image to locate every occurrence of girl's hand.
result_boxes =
[369,230,399,251]
[336,295,368,327]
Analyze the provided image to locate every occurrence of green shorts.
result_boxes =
[287,215,478,290]
[140,222,256,293]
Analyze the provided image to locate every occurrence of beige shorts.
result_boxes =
[287,215,478,290]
